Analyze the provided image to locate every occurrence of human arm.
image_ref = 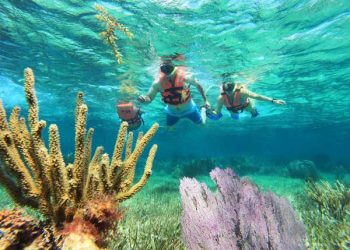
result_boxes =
[244,89,286,105]
[206,96,224,120]
[137,81,160,104]
[214,96,224,114]
[186,76,210,107]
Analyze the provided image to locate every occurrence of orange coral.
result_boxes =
[82,195,123,234]
[61,196,123,248]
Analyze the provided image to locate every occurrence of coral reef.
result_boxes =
[299,180,350,249]
[61,195,123,248]
[95,4,133,64]
[0,68,158,249]
[0,209,58,249]
[180,167,306,250]
[287,160,319,180]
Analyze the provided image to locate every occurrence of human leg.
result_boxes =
[184,108,203,125]
[230,112,240,120]
[166,113,180,127]
[200,106,207,124]
[245,101,259,118]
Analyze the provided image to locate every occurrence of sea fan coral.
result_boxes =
[180,167,306,250]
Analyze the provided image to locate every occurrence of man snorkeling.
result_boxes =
[207,81,286,120]
[116,101,144,131]
[138,57,210,128]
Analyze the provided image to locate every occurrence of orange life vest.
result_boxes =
[221,85,250,112]
[116,102,142,125]
[159,66,191,105]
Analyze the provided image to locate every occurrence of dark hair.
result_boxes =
[223,82,235,92]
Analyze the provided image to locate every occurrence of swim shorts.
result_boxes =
[165,99,203,126]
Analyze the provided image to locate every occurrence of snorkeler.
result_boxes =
[116,101,144,131]
[137,57,210,128]
[206,81,286,120]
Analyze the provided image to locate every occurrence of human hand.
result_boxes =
[206,110,222,120]
[205,108,216,116]
[138,95,150,103]
[273,99,286,105]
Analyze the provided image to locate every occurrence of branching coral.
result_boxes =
[95,4,133,64]
[0,68,158,249]
[301,180,350,249]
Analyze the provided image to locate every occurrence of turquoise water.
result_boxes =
[1,0,350,164]
[0,1,350,248]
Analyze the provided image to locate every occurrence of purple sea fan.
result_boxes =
[180,167,306,250]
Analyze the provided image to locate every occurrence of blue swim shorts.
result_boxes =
[165,100,203,126]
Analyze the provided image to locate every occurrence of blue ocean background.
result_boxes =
[0,0,350,249]
[1,0,349,164]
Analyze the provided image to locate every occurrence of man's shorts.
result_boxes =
[165,99,203,126]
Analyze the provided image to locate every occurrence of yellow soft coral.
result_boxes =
[0,68,158,248]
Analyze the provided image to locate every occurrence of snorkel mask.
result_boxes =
[223,82,235,92]
[160,62,175,75]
